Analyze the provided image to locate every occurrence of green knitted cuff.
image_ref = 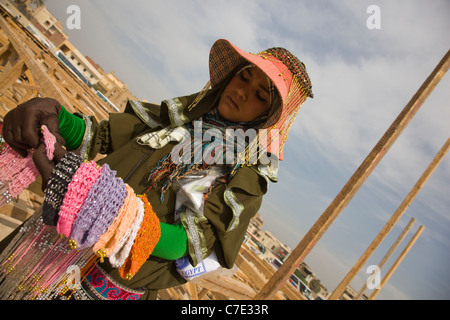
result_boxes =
[152,222,188,260]
[58,105,86,150]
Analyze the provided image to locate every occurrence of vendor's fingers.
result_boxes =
[2,98,63,156]
[52,143,68,163]
[20,113,44,148]
[3,112,40,156]
[1,126,29,157]
[11,124,25,147]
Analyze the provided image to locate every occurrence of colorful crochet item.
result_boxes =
[93,184,140,262]
[42,152,83,226]
[0,124,167,299]
[0,124,56,207]
[56,160,103,237]
[108,197,145,268]
[84,175,127,249]
[69,164,126,250]
[118,194,161,280]
[41,125,57,160]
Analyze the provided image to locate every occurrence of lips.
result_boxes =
[226,95,239,111]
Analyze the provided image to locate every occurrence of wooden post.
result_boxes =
[354,217,416,299]
[254,50,450,300]
[329,138,449,299]
[368,225,425,300]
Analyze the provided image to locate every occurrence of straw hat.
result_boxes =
[208,39,314,160]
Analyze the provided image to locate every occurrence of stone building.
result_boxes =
[2,0,139,111]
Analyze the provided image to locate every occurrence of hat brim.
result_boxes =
[209,39,290,104]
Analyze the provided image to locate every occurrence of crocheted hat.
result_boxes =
[208,39,313,160]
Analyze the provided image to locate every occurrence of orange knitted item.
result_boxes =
[118,194,161,280]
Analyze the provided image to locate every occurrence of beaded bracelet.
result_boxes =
[118,194,161,280]
[42,152,83,226]
[109,197,145,268]
[69,164,126,250]
[93,184,140,262]
[56,160,103,238]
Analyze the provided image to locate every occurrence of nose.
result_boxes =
[236,86,248,102]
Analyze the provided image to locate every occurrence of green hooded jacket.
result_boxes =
[77,88,278,299]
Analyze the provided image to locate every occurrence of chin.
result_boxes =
[217,106,230,120]
[218,105,242,123]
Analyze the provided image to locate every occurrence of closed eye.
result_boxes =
[241,69,269,102]
[240,72,249,83]
[256,91,267,102]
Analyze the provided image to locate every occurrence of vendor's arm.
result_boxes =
[152,222,188,260]
[71,100,166,160]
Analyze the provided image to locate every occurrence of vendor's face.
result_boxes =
[218,66,271,123]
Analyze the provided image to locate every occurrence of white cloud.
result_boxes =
[81,0,274,101]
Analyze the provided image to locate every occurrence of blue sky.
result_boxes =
[44,0,449,300]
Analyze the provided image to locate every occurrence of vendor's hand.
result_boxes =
[2,97,65,157]
[33,142,68,191]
